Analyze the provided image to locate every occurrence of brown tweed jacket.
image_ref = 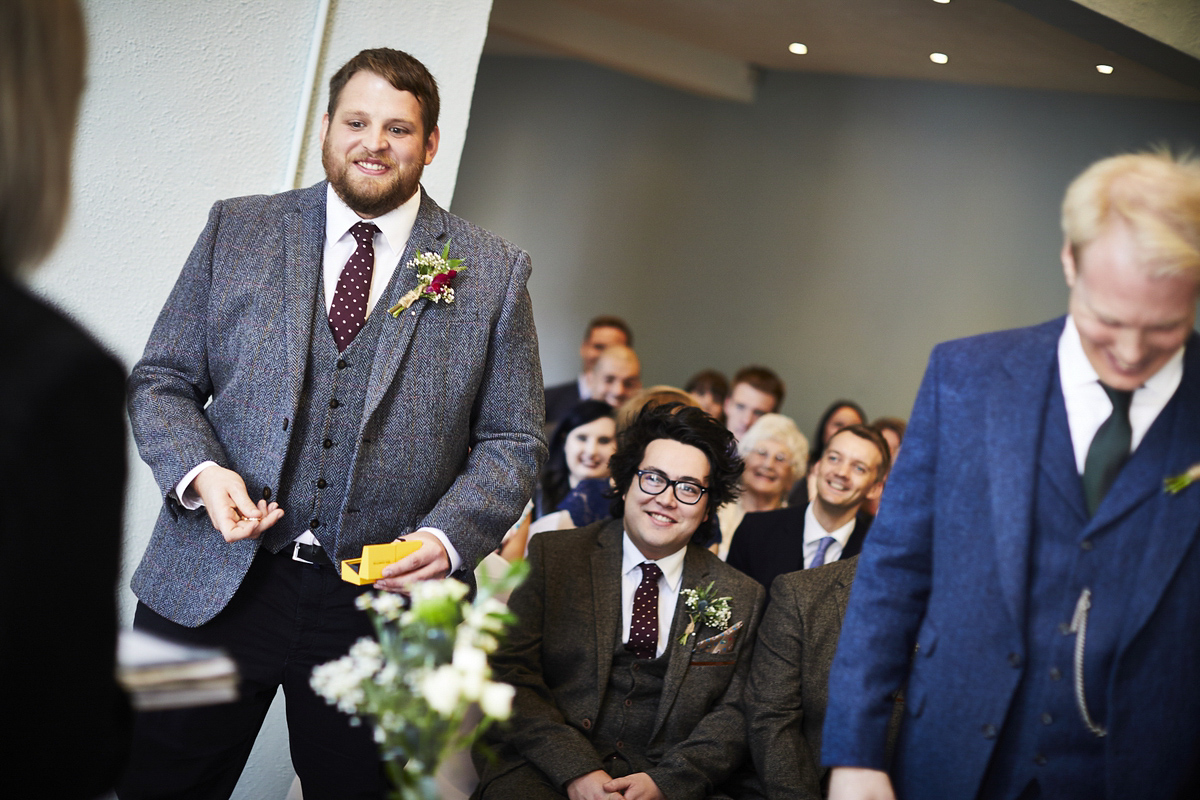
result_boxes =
[477,518,766,799]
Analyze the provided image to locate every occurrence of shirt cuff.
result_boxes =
[174,461,218,509]
[414,527,463,574]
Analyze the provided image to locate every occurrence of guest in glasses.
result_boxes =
[476,404,766,800]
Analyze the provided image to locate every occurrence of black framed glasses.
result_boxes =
[636,469,708,505]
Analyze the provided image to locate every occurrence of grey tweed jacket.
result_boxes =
[128,182,546,627]
[478,519,766,800]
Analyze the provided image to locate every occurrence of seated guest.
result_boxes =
[586,344,642,409]
[728,425,888,592]
[616,385,701,432]
[544,315,633,425]
[870,416,906,464]
[715,414,809,561]
[744,556,898,799]
[791,399,867,507]
[475,404,766,800]
[685,369,730,423]
[865,416,906,516]
[526,401,618,546]
[724,366,785,440]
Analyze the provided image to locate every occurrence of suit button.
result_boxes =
[631,663,640,672]
[1041,713,1053,725]
[1008,652,1022,668]
[1034,754,1048,766]
[616,741,624,750]
[310,518,320,529]
[323,438,333,449]
[330,397,340,409]
[337,358,347,369]
[581,718,591,730]
[317,478,327,489]
[1049,667,1062,681]
[981,724,996,739]
[624,699,632,707]
[262,486,272,500]
[1081,540,1094,551]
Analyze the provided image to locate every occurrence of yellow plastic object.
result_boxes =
[340,540,423,585]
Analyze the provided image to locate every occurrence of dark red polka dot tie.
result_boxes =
[328,221,378,352]
[626,562,663,659]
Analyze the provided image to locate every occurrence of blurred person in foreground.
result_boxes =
[475,404,765,800]
[714,414,809,561]
[825,151,1200,800]
[0,0,130,795]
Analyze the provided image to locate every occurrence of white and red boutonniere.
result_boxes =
[388,241,465,317]
[1165,462,1200,494]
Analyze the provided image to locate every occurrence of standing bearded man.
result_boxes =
[119,48,545,800]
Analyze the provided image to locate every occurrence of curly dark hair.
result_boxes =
[607,403,743,540]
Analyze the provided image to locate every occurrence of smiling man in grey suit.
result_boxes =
[120,48,545,800]
[477,404,766,800]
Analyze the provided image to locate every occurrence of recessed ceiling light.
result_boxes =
[788,42,808,55]
[1096,64,1114,74]
[930,52,949,64]
[933,0,951,4]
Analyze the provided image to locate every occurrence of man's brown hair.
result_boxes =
[327,48,440,140]
[731,365,785,409]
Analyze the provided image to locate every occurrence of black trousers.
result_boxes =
[117,548,389,800]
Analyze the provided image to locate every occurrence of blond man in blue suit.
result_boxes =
[120,48,545,800]
[824,152,1200,800]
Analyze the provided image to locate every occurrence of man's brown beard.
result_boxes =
[322,142,423,218]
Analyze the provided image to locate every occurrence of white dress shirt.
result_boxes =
[174,186,461,571]
[802,502,859,568]
[1058,316,1183,474]
[620,533,687,658]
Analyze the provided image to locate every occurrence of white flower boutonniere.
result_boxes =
[388,241,465,317]
[1165,462,1200,494]
[678,581,732,645]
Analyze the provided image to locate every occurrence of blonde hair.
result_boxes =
[1,0,86,275]
[738,413,809,484]
[1061,150,1200,280]
[615,385,700,433]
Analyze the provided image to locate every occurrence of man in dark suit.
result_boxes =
[476,404,766,800]
[121,49,545,799]
[745,557,859,799]
[544,315,634,425]
[823,152,1200,800]
[726,425,887,591]
[1,2,130,796]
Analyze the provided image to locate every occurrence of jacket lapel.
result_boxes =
[652,545,710,739]
[986,319,1061,629]
[362,190,450,427]
[1118,336,1200,650]
[591,521,624,707]
[281,184,326,415]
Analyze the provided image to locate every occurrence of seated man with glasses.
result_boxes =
[475,404,767,800]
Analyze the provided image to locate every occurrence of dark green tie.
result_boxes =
[1082,384,1134,515]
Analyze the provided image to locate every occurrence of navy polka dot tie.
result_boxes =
[626,562,663,659]
[328,221,378,352]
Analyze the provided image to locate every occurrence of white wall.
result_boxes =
[452,55,1200,438]
[29,2,494,797]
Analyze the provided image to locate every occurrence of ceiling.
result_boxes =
[485,0,1200,103]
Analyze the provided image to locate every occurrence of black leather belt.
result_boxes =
[288,541,330,567]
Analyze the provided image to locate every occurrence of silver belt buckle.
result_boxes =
[292,541,314,565]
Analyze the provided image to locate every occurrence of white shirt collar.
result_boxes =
[325,183,421,255]
[803,502,858,548]
[621,532,687,593]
